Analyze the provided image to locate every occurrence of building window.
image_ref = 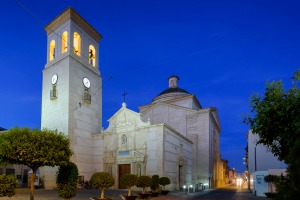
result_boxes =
[73,32,81,56]
[61,31,68,54]
[89,45,96,67]
[118,150,130,156]
[6,168,15,175]
[49,40,55,61]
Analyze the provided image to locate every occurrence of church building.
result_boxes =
[40,7,222,190]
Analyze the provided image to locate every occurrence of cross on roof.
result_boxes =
[122,91,128,102]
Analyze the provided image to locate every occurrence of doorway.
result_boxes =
[179,165,183,189]
[118,164,131,189]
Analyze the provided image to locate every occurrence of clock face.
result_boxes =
[51,74,58,85]
[83,77,91,88]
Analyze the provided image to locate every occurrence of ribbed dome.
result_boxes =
[156,87,190,96]
[152,75,191,103]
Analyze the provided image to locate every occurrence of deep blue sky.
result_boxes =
[0,0,299,173]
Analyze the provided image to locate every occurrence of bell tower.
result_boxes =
[41,7,102,188]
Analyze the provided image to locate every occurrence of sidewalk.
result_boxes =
[2,185,264,200]
[1,188,206,200]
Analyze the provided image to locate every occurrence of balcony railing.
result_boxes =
[83,92,91,103]
[50,90,57,99]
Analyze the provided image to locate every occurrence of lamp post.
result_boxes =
[183,185,186,195]
[190,184,193,193]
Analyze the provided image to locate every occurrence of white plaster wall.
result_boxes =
[92,134,105,172]
[254,171,268,197]
[248,130,286,175]
[187,111,210,184]
[141,103,219,187]
[141,104,188,137]
[163,126,193,189]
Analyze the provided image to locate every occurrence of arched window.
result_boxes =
[49,40,55,61]
[73,32,81,56]
[89,45,96,67]
[61,31,68,54]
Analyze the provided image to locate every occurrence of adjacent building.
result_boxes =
[247,130,287,196]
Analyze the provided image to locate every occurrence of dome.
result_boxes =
[152,75,191,103]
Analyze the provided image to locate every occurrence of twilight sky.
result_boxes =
[0,0,299,173]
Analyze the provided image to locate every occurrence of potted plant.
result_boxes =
[120,174,138,200]
[159,177,170,195]
[150,175,160,197]
[90,172,114,200]
[56,162,78,200]
[136,176,152,199]
[264,174,278,198]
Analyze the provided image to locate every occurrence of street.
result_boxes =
[3,185,266,200]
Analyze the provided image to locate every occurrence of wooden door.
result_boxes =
[119,164,131,189]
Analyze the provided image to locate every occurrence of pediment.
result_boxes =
[104,103,150,132]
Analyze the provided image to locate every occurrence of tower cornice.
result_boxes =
[45,7,102,42]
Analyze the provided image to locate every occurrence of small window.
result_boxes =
[61,31,68,54]
[89,45,96,67]
[73,32,81,56]
[49,40,56,61]
[6,168,15,175]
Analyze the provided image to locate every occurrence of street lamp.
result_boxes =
[183,185,186,195]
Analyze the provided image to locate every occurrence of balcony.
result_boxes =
[50,90,57,99]
[83,92,91,103]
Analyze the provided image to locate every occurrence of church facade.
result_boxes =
[40,7,222,190]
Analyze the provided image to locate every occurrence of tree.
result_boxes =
[120,174,138,196]
[56,162,78,200]
[0,127,73,200]
[90,172,114,199]
[136,176,152,194]
[150,175,160,192]
[244,69,300,199]
[159,177,171,191]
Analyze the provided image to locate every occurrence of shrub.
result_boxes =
[120,174,138,196]
[0,174,17,197]
[264,174,279,193]
[56,162,79,200]
[136,176,152,194]
[90,172,114,199]
[159,177,170,190]
[150,175,159,192]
